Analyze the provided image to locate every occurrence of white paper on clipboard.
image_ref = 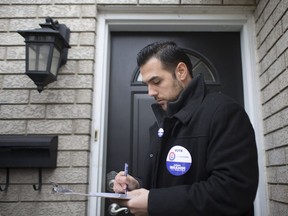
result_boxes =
[53,191,131,199]
[50,181,131,199]
[90,192,131,199]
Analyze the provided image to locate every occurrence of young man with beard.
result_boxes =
[113,41,258,216]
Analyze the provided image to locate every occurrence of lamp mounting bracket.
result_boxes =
[40,16,59,30]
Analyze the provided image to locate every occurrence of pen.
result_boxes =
[124,163,128,194]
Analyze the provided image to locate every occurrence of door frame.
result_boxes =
[88,10,267,216]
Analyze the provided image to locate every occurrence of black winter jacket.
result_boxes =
[144,75,259,216]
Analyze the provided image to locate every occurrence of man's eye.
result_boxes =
[152,79,161,85]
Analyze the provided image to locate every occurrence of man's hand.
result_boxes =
[115,188,149,216]
[113,171,140,193]
[113,173,149,215]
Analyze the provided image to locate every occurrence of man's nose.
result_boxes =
[148,85,157,97]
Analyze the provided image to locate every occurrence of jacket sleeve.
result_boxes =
[148,102,259,216]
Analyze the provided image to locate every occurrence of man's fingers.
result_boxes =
[113,172,128,193]
[113,181,126,193]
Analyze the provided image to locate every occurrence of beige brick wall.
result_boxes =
[254,0,288,215]
[3,0,288,216]
[0,0,96,215]
[96,0,255,5]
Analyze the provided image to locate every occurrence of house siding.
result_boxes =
[0,0,287,215]
[255,0,288,215]
[0,0,96,215]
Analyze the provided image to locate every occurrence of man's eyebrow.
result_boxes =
[145,76,159,84]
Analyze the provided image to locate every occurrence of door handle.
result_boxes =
[108,179,115,190]
[107,171,118,192]
[108,203,129,215]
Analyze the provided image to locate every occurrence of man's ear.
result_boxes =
[175,62,189,81]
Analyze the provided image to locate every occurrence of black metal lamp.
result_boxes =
[18,17,71,93]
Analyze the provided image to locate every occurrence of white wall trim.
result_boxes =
[88,14,110,216]
[241,16,268,216]
[88,11,267,216]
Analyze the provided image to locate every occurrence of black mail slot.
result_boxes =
[0,135,58,168]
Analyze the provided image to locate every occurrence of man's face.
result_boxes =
[140,57,184,111]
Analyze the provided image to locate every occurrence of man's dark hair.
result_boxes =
[137,41,193,77]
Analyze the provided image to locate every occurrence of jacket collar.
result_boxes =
[152,74,206,125]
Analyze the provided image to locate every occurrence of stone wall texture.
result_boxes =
[254,0,288,215]
[0,1,96,215]
[0,0,287,215]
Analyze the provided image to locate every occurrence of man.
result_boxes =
[113,41,259,216]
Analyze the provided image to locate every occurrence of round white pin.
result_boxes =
[158,128,164,137]
[166,145,192,176]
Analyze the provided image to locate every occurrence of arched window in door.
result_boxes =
[131,48,219,86]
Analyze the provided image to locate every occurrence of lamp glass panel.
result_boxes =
[50,48,60,76]
[28,44,50,71]
[28,35,54,42]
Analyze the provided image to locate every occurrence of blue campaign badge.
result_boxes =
[158,128,164,137]
[166,145,192,176]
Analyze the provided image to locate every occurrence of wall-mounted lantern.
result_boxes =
[18,17,70,93]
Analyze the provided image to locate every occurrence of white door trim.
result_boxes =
[88,12,267,216]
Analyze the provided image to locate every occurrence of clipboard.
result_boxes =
[52,191,131,199]
[89,192,131,199]
[50,181,131,199]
